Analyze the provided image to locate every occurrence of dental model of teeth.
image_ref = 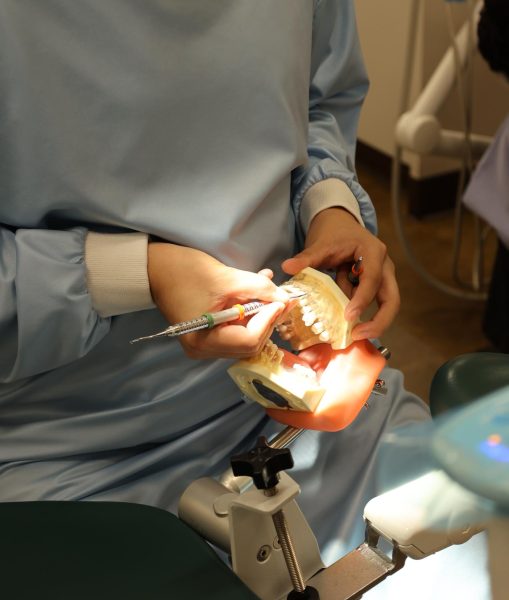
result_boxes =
[278,267,357,351]
[228,340,326,412]
[227,267,360,413]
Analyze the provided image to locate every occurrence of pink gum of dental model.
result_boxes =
[265,339,386,432]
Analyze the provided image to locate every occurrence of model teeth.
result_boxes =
[319,330,330,342]
[257,340,284,365]
[279,267,358,350]
[282,284,302,298]
[276,320,294,341]
[302,313,316,327]
[311,321,325,335]
[227,268,359,414]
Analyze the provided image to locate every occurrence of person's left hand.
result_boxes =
[281,207,400,341]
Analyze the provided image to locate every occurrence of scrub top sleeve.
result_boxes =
[299,178,365,232]
[85,232,155,318]
[291,0,377,243]
[0,226,110,383]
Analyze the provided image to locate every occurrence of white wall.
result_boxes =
[355,0,509,179]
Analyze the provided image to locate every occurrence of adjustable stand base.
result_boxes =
[307,524,406,600]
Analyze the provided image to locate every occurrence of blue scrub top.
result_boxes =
[0,0,376,504]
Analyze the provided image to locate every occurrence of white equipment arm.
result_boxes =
[395,1,491,159]
[364,470,486,560]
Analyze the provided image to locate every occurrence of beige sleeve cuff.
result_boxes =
[300,178,365,232]
[85,232,155,318]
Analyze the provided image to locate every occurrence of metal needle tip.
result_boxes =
[129,331,170,344]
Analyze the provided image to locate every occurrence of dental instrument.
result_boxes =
[347,256,364,286]
[129,294,306,344]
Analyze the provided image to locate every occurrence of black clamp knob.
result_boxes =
[230,436,294,490]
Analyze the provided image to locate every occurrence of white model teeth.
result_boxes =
[303,313,316,327]
[277,267,358,350]
[301,306,316,320]
[276,321,294,341]
[311,321,325,335]
[281,284,302,297]
[260,340,284,365]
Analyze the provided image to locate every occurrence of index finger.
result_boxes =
[351,258,400,339]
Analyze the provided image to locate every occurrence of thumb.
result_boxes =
[281,247,324,275]
[229,269,289,303]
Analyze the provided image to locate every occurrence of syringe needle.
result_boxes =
[130,319,210,344]
[130,332,167,344]
[129,293,306,344]
[130,330,179,344]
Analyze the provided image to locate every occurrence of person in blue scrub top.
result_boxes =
[2,3,480,592]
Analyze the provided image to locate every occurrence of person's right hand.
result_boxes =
[147,242,289,359]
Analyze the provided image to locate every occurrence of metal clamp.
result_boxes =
[306,522,406,600]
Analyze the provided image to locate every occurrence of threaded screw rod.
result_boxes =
[267,490,306,594]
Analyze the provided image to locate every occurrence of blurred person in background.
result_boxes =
[463,0,509,352]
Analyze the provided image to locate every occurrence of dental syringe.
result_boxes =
[129,293,305,344]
